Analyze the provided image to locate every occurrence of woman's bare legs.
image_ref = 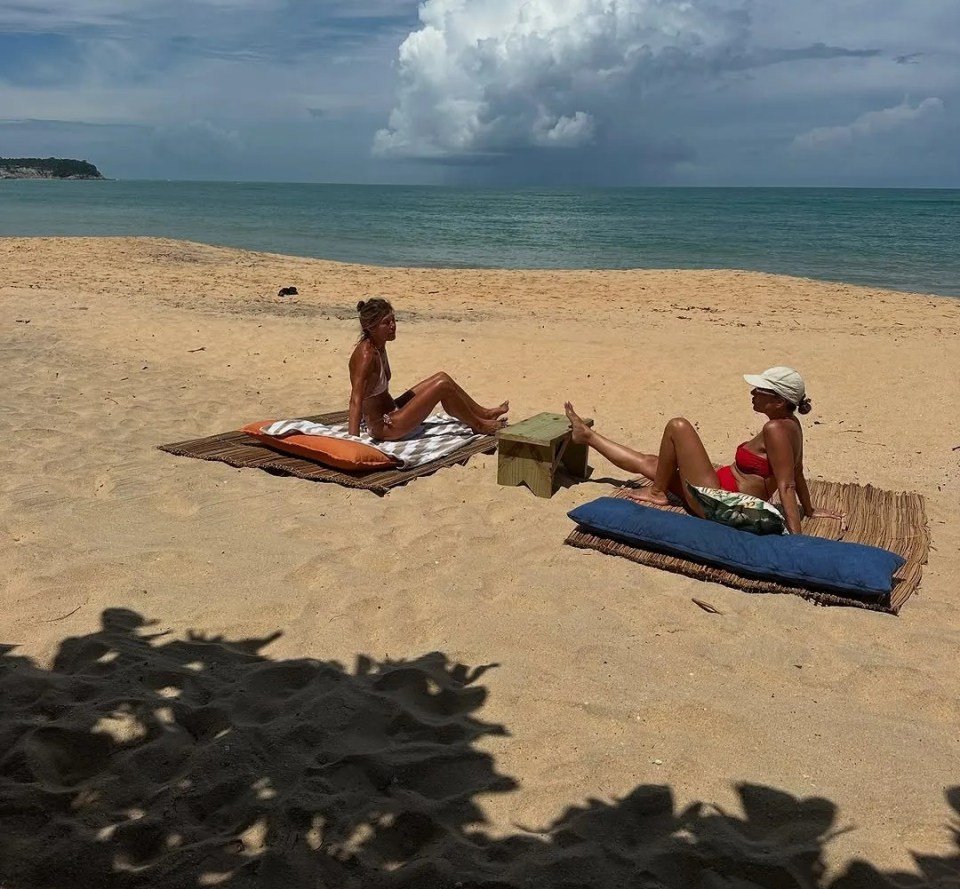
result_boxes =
[374,372,507,439]
[564,403,720,510]
[564,402,659,477]
[636,417,721,509]
[410,372,508,421]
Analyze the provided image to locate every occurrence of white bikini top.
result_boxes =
[366,348,390,398]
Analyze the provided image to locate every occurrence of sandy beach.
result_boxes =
[2,236,959,886]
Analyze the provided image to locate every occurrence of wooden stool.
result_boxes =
[496,412,593,498]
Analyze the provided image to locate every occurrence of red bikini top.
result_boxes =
[735,442,772,478]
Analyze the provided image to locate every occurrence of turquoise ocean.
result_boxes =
[1,181,958,296]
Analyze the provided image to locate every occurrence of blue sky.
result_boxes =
[0,0,957,185]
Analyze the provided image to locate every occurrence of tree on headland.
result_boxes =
[0,157,105,179]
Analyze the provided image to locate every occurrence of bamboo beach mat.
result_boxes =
[564,478,929,614]
[159,411,497,496]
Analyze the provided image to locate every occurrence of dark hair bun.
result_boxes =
[797,397,812,415]
[356,300,366,313]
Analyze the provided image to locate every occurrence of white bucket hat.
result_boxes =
[743,366,806,406]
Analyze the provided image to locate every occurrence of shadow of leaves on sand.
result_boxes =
[0,609,956,888]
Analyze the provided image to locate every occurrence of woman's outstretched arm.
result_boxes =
[795,464,844,521]
[347,347,375,436]
[764,420,803,534]
[795,468,815,515]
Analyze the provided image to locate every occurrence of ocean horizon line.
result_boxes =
[6,179,960,192]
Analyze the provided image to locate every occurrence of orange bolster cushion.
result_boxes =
[241,420,398,471]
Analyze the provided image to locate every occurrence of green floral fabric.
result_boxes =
[686,483,787,536]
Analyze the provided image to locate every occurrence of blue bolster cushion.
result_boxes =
[568,497,906,597]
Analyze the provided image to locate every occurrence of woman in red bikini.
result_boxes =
[348,298,509,440]
[563,367,841,534]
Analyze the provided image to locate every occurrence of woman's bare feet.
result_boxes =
[474,416,507,435]
[625,486,670,507]
[564,402,593,444]
[482,400,509,420]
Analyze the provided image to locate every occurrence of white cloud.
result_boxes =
[374,0,753,158]
[372,0,888,160]
[792,97,945,150]
[533,110,594,147]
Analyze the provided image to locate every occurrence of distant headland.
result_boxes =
[0,157,105,180]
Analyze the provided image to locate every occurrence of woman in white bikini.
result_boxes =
[348,298,509,440]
